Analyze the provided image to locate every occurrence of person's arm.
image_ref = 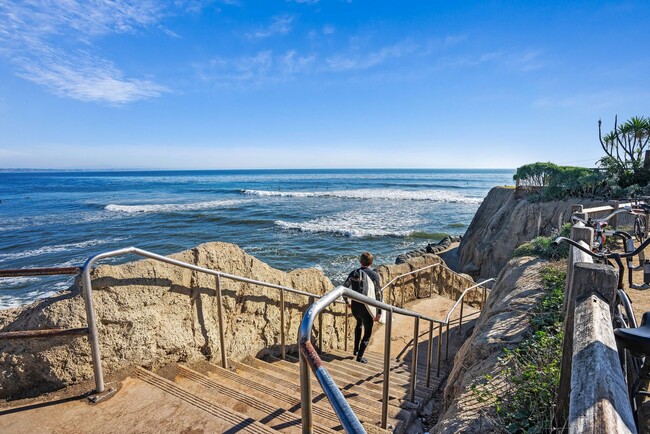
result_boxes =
[343,270,354,305]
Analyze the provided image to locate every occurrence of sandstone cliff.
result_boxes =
[0,242,340,399]
[432,256,547,433]
[0,242,459,400]
[458,187,604,279]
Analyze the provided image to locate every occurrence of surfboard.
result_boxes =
[360,269,385,324]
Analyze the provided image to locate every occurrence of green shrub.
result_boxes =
[472,265,566,433]
[512,224,571,260]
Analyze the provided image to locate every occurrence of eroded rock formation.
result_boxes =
[458,187,605,279]
[0,242,339,399]
[433,256,547,433]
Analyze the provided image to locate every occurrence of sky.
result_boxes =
[0,0,649,170]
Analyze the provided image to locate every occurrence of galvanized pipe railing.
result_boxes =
[79,246,346,394]
[442,278,495,361]
[380,261,442,307]
[299,285,445,433]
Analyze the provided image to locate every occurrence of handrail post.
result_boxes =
[381,309,393,429]
[436,323,442,377]
[426,320,433,387]
[429,268,434,298]
[216,274,228,369]
[459,299,464,335]
[481,283,487,310]
[344,303,349,352]
[400,277,405,308]
[299,349,313,434]
[280,288,286,360]
[445,322,450,361]
[409,317,419,402]
[81,265,105,393]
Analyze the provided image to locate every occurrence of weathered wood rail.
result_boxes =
[557,207,637,433]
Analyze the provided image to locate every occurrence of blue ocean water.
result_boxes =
[0,169,513,308]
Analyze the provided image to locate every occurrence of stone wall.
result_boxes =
[377,254,479,309]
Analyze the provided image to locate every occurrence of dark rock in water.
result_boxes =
[396,235,462,264]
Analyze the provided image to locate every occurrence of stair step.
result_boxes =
[274,356,430,405]
[239,358,413,433]
[238,359,412,421]
[175,365,333,434]
[134,367,275,434]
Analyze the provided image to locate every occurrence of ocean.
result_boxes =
[0,169,514,309]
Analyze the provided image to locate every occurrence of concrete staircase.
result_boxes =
[0,346,450,434]
[147,347,447,433]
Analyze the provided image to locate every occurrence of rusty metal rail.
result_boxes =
[0,267,92,382]
[0,267,80,279]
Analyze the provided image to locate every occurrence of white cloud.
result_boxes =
[247,14,295,39]
[196,49,315,85]
[17,50,167,104]
[322,25,335,35]
[326,41,418,71]
[0,0,182,103]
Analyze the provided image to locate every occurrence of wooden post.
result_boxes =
[557,261,619,428]
[562,222,593,314]
[609,201,620,230]
[568,264,633,434]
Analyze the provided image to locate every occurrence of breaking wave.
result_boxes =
[0,238,127,263]
[242,189,482,204]
[105,199,244,214]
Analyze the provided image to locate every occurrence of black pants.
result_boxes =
[352,301,373,359]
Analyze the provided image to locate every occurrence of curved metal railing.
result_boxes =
[298,276,495,433]
[79,246,347,394]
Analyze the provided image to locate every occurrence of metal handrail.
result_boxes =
[380,260,442,307]
[79,246,346,394]
[299,273,496,432]
[0,267,87,341]
[299,286,446,433]
[442,279,495,360]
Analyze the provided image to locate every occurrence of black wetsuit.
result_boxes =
[343,267,381,360]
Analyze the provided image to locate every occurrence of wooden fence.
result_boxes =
[556,206,637,433]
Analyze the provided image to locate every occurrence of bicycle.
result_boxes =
[571,209,633,255]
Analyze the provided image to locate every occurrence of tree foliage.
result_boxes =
[599,116,650,188]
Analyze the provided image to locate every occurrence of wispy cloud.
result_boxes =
[0,0,183,103]
[325,41,419,71]
[288,0,320,4]
[247,14,295,39]
[16,49,167,104]
[196,50,315,85]
[440,49,546,72]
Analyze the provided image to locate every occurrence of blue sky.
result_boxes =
[0,0,649,170]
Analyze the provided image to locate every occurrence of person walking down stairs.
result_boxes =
[344,252,382,364]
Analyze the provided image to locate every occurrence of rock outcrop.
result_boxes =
[395,236,462,264]
[0,242,464,401]
[432,256,548,433]
[0,242,339,400]
[458,187,605,279]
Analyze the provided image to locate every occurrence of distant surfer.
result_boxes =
[343,252,382,364]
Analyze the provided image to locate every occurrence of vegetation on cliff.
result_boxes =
[513,116,650,201]
[512,224,571,260]
[473,264,565,433]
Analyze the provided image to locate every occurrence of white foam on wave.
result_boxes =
[275,210,424,238]
[243,188,482,204]
[0,238,126,263]
[105,199,244,214]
